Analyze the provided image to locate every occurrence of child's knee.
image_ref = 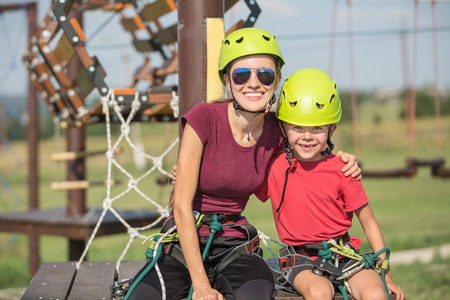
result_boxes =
[358,285,388,300]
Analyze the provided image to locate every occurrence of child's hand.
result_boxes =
[170,164,177,185]
[335,150,362,179]
[385,275,405,300]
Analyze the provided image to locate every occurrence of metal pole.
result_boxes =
[66,9,86,261]
[177,0,224,138]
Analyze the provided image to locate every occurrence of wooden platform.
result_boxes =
[0,207,163,240]
[21,260,395,299]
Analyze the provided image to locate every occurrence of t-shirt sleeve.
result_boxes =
[181,103,212,146]
[342,178,369,212]
[255,158,274,203]
[255,179,269,203]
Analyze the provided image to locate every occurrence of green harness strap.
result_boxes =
[123,214,206,300]
[123,236,163,300]
[318,241,349,300]
[187,214,223,300]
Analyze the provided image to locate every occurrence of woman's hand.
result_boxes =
[192,286,224,300]
[335,150,362,179]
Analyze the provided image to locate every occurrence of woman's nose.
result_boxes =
[246,71,260,87]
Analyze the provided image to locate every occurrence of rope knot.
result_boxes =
[209,215,223,233]
[362,253,379,269]
[120,124,130,135]
[128,178,138,189]
[318,241,332,260]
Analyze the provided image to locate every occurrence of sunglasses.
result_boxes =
[231,68,276,86]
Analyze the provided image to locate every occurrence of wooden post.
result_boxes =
[26,1,40,277]
[177,0,225,138]
[66,9,86,261]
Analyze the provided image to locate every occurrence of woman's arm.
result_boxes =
[172,124,223,300]
[335,150,361,179]
[355,203,405,300]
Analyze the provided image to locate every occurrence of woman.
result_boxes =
[128,28,360,300]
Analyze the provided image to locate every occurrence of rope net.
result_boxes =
[77,89,179,271]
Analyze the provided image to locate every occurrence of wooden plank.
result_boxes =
[141,0,177,22]
[120,15,145,32]
[21,261,77,300]
[132,39,155,52]
[155,24,177,46]
[68,261,116,300]
[117,260,145,282]
[0,208,163,240]
[54,32,76,68]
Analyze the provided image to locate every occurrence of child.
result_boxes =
[256,68,405,300]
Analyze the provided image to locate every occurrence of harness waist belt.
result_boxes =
[292,232,350,257]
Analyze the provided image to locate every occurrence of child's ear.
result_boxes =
[329,124,337,137]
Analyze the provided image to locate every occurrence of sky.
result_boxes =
[0,0,449,97]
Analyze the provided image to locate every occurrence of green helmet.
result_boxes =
[277,68,342,126]
[218,28,285,85]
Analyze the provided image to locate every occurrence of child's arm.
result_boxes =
[355,203,406,300]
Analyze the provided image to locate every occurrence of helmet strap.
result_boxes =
[320,125,334,156]
[276,140,297,213]
[228,72,275,141]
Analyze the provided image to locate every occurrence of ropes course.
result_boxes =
[17,0,268,276]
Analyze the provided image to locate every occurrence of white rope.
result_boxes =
[258,231,287,260]
[77,90,177,271]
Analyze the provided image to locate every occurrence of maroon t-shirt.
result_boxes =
[181,102,284,237]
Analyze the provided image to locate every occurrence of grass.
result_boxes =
[0,108,449,299]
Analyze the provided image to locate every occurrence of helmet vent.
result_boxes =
[224,40,230,45]
[329,94,335,104]
[289,101,297,108]
[316,103,324,109]
[236,37,244,43]
[262,35,270,41]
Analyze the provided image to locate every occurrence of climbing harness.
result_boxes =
[276,234,391,300]
[112,211,261,300]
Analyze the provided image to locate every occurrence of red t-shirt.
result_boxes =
[181,102,284,237]
[255,153,368,245]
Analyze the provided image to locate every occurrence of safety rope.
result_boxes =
[317,239,391,300]
[77,90,176,272]
[123,213,223,300]
[187,214,223,300]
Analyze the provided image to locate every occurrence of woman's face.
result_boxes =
[225,54,280,112]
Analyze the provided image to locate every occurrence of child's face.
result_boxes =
[284,123,336,162]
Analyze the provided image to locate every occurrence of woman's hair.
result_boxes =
[168,186,175,208]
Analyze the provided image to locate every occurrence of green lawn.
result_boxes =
[0,114,449,299]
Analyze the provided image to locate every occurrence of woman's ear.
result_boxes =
[274,72,282,90]
[224,72,231,90]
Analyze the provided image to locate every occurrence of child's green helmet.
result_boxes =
[218,28,285,85]
[277,68,342,126]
